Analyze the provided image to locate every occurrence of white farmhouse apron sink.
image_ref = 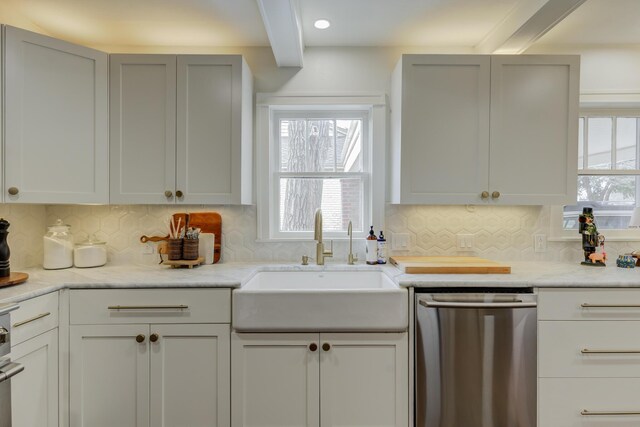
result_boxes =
[232,271,407,332]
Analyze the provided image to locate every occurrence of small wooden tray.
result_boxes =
[162,257,204,269]
[0,272,29,288]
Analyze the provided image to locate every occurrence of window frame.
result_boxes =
[552,108,640,241]
[255,94,386,242]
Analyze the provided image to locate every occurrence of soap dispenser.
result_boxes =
[366,226,378,265]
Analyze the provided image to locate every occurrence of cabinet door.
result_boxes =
[490,55,579,204]
[392,55,490,204]
[11,329,59,427]
[110,55,177,204]
[150,324,230,427]
[4,26,108,204]
[231,332,320,427]
[69,325,149,427]
[177,55,252,205]
[319,333,408,427]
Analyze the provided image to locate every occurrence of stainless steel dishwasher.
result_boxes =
[416,290,537,427]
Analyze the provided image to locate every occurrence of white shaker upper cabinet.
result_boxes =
[489,55,579,205]
[110,55,177,204]
[390,54,579,205]
[390,55,491,204]
[110,54,253,205]
[177,55,253,205]
[4,26,108,204]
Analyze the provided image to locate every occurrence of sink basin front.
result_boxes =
[233,271,407,332]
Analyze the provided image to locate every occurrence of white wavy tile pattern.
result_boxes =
[0,203,629,268]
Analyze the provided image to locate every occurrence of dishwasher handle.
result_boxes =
[0,362,24,384]
[419,299,537,309]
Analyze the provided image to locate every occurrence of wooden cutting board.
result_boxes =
[172,212,222,264]
[389,256,511,274]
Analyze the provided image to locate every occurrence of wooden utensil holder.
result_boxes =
[167,238,183,261]
[182,238,199,260]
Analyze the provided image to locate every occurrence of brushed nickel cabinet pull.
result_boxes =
[581,303,640,308]
[582,410,640,416]
[108,305,188,310]
[581,348,640,354]
[13,312,51,328]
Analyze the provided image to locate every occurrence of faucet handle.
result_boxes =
[301,255,310,265]
[325,240,333,256]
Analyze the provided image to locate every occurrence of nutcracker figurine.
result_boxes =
[579,207,606,266]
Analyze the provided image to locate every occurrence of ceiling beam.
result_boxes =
[476,0,586,54]
[256,0,304,67]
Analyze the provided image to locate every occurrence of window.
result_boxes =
[256,95,385,241]
[562,110,640,236]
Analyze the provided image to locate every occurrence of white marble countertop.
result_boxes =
[1,260,640,304]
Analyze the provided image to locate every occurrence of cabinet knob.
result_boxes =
[7,187,19,196]
[150,333,159,343]
[136,334,146,343]
[175,190,184,198]
[308,343,318,352]
[492,191,501,199]
[322,343,331,352]
[481,191,489,199]
[164,190,173,198]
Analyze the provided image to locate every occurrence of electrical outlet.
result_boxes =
[143,243,155,255]
[534,234,547,253]
[456,234,474,251]
[392,233,410,251]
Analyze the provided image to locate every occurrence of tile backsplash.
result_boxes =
[2,203,635,269]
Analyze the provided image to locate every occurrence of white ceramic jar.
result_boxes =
[43,219,73,270]
[74,236,107,268]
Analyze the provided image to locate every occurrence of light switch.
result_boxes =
[534,234,547,252]
[456,234,474,251]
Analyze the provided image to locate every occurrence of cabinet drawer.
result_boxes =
[540,321,640,378]
[539,288,640,320]
[11,292,59,346]
[70,289,230,325]
[540,378,640,426]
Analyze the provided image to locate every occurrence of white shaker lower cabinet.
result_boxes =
[69,288,232,427]
[10,291,60,427]
[232,332,408,427]
[3,25,108,204]
[538,288,640,426]
[11,329,59,427]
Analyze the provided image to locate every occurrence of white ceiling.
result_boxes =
[299,0,519,47]
[7,0,269,47]
[6,0,640,50]
[536,0,640,45]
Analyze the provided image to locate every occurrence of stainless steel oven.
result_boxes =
[416,289,537,427]
[0,303,23,427]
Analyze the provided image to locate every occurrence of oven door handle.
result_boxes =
[419,299,537,309]
[0,362,24,383]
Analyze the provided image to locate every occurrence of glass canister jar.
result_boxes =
[74,235,107,268]
[43,219,73,270]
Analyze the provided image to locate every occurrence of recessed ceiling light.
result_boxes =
[314,19,331,30]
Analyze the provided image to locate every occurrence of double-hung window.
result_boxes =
[559,110,640,238]
[256,95,386,241]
